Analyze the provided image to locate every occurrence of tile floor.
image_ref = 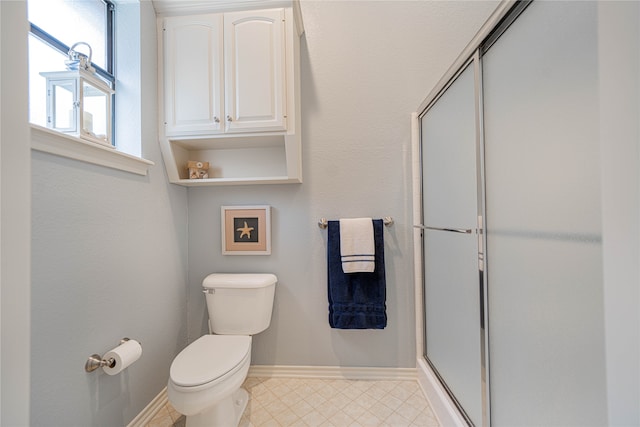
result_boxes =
[146,377,440,427]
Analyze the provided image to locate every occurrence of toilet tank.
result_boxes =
[202,273,277,335]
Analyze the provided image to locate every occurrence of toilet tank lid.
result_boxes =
[202,273,277,289]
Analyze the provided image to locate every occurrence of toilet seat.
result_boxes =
[170,335,251,388]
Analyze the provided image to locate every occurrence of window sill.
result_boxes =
[30,124,154,176]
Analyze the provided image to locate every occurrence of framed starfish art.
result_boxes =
[221,205,271,255]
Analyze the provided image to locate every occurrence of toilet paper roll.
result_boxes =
[102,339,142,376]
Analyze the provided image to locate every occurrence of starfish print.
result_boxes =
[236,221,254,239]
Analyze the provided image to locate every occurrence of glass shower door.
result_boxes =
[482,1,607,424]
[420,62,484,426]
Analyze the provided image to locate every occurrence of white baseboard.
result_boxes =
[127,386,168,427]
[416,358,466,427]
[248,365,417,381]
[129,365,420,426]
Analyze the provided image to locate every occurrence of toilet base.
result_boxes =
[185,388,249,427]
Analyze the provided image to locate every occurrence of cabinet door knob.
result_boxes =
[214,116,220,123]
[226,115,233,122]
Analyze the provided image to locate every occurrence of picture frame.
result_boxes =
[221,205,271,255]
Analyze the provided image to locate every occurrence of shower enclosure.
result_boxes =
[415,1,607,425]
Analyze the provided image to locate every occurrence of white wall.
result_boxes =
[598,2,640,425]
[29,1,189,425]
[186,1,500,368]
[0,1,31,426]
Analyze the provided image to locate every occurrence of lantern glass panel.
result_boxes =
[82,80,108,142]
[52,81,76,131]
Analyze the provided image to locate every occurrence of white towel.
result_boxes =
[339,218,375,273]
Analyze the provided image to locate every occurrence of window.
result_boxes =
[28,0,115,144]
[28,0,153,175]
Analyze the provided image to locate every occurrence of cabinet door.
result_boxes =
[163,14,223,136]
[224,9,286,133]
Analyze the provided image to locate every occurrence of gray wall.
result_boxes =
[186,1,499,368]
[30,2,189,426]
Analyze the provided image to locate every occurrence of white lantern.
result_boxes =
[40,42,114,147]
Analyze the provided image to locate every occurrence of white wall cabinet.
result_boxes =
[158,2,303,186]
[163,14,224,136]
[224,9,286,133]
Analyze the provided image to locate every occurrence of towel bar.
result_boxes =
[318,217,394,229]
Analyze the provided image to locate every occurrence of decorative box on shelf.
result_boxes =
[188,160,210,179]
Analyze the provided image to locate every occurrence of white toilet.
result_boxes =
[168,273,277,427]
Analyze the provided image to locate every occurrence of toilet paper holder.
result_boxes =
[85,338,135,373]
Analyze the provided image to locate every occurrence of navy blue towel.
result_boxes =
[327,219,387,329]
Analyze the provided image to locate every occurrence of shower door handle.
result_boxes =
[414,225,474,234]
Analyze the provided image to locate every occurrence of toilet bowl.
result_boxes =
[167,273,277,427]
[168,335,252,427]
